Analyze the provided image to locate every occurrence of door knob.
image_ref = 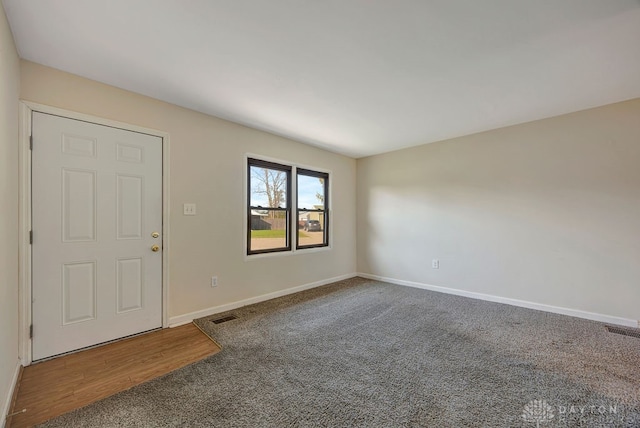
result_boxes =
[151,245,160,252]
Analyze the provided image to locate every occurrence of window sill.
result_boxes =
[244,244,331,261]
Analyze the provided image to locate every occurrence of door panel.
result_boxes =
[62,168,97,242]
[116,257,144,313]
[62,261,97,324]
[116,174,144,239]
[32,112,163,360]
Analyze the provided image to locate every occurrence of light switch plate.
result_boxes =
[183,203,196,215]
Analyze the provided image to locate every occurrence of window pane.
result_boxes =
[250,166,287,208]
[250,210,288,252]
[297,174,324,210]
[298,210,326,247]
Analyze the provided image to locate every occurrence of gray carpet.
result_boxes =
[41,277,640,427]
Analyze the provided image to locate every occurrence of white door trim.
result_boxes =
[18,101,171,365]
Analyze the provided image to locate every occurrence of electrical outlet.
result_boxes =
[211,276,218,287]
[432,259,439,269]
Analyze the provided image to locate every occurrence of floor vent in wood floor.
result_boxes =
[606,325,640,339]
[211,315,237,324]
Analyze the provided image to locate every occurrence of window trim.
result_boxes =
[247,158,292,255]
[245,155,331,258]
[296,168,329,250]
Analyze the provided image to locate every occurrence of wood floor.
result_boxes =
[7,323,221,428]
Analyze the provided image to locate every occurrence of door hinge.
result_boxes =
[29,230,33,245]
[29,325,33,339]
[29,135,33,150]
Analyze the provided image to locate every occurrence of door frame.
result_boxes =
[18,101,171,365]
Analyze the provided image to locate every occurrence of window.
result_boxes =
[247,158,329,255]
[297,169,329,249]
[247,158,291,254]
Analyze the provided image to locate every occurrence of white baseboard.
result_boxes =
[357,273,638,328]
[1,360,22,428]
[169,273,358,327]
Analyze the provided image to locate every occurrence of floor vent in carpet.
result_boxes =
[606,325,640,339]
[211,315,237,324]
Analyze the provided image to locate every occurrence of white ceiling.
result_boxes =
[4,1,640,158]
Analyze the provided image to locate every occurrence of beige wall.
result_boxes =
[357,98,640,322]
[20,61,357,320]
[0,1,20,421]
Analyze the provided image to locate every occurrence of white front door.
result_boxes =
[31,112,163,360]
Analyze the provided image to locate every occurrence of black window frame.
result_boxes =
[247,158,292,255]
[296,168,329,250]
